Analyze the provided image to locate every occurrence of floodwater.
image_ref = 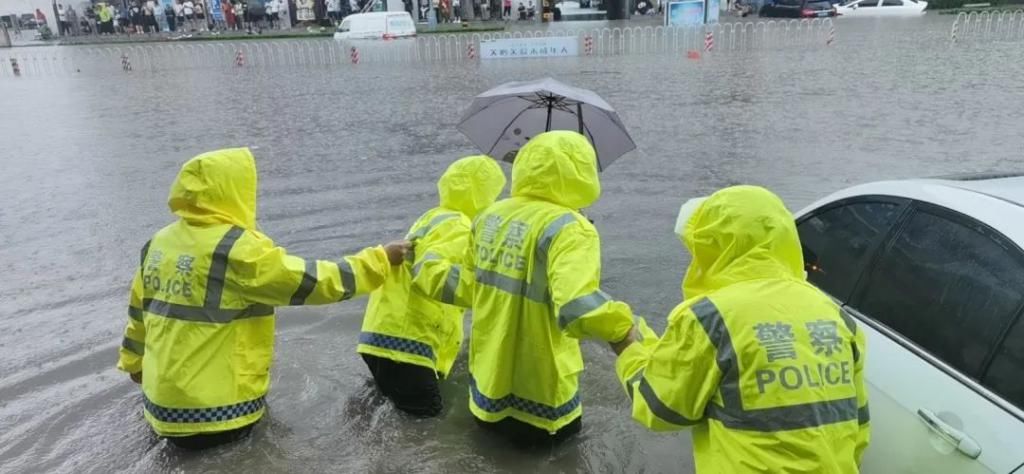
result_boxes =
[1,13,1023,473]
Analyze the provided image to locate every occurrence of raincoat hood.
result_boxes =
[511,131,601,209]
[438,155,507,218]
[168,148,258,230]
[681,185,804,299]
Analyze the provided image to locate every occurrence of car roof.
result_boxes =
[796,173,1024,245]
[933,172,1024,206]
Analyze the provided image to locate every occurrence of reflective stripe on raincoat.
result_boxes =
[359,156,506,377]
[116,148,391,437]
[616,186,870,473]
[415,131,635,433]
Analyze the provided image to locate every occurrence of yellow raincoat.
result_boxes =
[358,156,506,377]
[617,186,870,473]
[415,131,635,433]
[116,148,392,437]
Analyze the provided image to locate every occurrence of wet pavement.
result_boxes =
[1,13,1023,473]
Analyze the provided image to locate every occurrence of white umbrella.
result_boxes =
[457,77,636,171]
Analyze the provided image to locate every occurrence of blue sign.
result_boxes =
[666,0,705,26]
[211,0,225,21]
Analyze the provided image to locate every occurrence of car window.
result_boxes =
[858,0,877,6]
[777,0,801,6]
[798,200,903,301]
[856,208,1024,378]
[881,0,902,5]
[984,315,1024,410]
[807,1,832,8]
[387,15,413,31]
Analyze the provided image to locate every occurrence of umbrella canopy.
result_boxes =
[457,78,636,172]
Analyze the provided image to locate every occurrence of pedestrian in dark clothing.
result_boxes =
[165,4,177,30]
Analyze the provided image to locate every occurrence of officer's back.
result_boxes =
[616,185,869,473]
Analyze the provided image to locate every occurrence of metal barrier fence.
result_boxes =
[0,19,836,78]
[951,10,1024,43]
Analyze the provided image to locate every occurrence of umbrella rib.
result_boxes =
[456,95,543,130]
[486,106,534,158]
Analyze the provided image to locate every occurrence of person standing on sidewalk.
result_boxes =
[165,3,177,31]
[194,0,207,31]
[143,0,157,33]
[174,0,185,30]
[265,0,277,29]
[68,5,80,35]
[58,4,70,36]
[182,0,195,30]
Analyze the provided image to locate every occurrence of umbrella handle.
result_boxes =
[577,103,583,135]
[546,101,553,132]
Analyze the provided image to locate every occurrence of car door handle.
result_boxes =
[916,409,983,459]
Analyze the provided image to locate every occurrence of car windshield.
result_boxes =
[777,0,801,6]
[807,1,831,8]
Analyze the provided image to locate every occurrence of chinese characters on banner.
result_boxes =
[480,37,580,60]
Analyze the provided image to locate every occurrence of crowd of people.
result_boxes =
[49,0,364,37]
[22,0,561,40]
[116,131,869,472]
[417,0,536,23]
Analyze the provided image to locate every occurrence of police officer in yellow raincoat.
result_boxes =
[614,186,870,473]
[116,148,410,450]
[358,155,506,417]
[415,131,637,446]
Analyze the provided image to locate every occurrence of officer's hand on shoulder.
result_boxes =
[383,240,413,265]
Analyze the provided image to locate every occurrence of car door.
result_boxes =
[839,202,1024,473]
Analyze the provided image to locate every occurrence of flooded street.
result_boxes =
[1,14,1023,473]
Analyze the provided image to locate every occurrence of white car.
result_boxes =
[795,174,1024,473]
[333,11,416,40]
[837,0,927,17]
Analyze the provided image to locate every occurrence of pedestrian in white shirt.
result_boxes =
[264,0,274,28]
[173,0,185,28]
[327,0,340,23]
[183,0,195,31]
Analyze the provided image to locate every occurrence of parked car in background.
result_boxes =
[760,0,837,17]
[837,0,927,16]
[796,174,1024,473]
[19,13,39,29]
[333,11,416,40]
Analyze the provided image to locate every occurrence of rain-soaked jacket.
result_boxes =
[116,148,392,437]
[415,131,635,433]
[358,156,506,377]
[617,186,870,473]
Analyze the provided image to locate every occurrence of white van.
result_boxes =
[333,12,417,40]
